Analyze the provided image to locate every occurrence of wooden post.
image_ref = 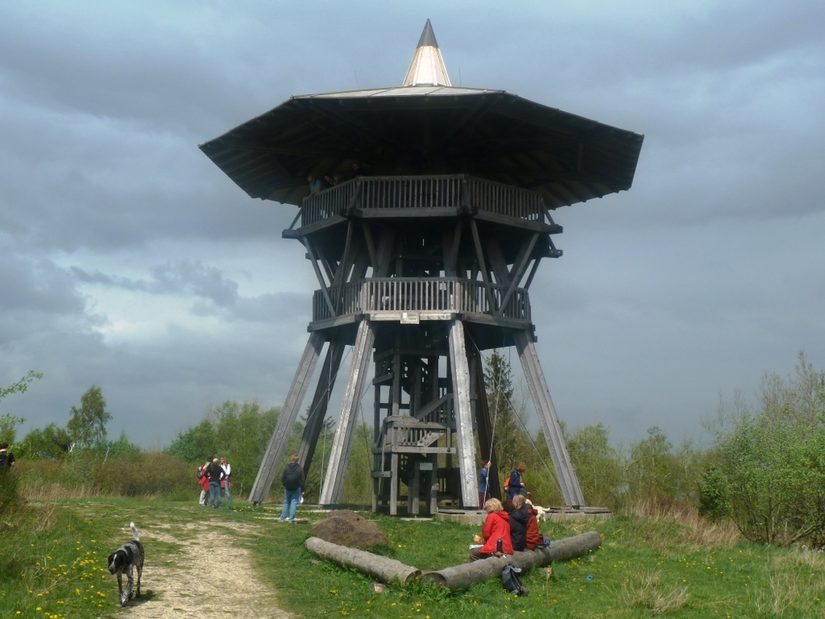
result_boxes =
[514,330,585,507]
[319,320,375,506]
[298,340,345,475]
[249,332,324,505]
[390,453,399,515]
[448,320,480,508]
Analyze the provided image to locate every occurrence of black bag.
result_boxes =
[283,465,302,490]
[500,565,528,596]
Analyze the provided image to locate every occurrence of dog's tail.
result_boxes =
[130,522,140,541]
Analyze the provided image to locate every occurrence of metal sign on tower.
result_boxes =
[200,20,643,514]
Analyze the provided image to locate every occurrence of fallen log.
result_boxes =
[305,536,421,585]
[422,530,602,590]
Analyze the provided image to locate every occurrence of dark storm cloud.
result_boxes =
[0,249,84,316]
[1,1,824,450]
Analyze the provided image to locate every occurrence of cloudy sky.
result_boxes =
[2,1,823,451]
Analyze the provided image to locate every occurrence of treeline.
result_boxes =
[483,351,825,546]
[3,353,825,546]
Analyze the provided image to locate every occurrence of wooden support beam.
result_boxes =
[523,256,541,290]
[248,332,324,505]
[514,330,585,507]
[319,320,375,505]
[390,453,399,515]
[469,219,497,312]
[302,238,336,317]
[448,320,480,508]
[499,233,538,311]
[298,340,346,476]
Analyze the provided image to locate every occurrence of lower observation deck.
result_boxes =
[310,277,531,331]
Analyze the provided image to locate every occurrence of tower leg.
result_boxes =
[249,331,324,505]
[514,330,585,507]
[447,320,480,508]
[298,341,346,474]
[319,320,375,506]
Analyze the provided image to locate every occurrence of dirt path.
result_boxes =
[121,519,291,618]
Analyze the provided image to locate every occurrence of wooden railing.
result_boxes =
[300,175,546,226]
[311,277,531,323]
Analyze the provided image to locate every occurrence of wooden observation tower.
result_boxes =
[200,20,643,514]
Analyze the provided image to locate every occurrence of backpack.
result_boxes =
[507,470,520,491]
[283,465,302,490]
[501,565,528,596]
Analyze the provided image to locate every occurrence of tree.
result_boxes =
[0,370,42,401]
[66,386,112,450]
[706,353,825,544]
[484,350,531,473]
[567,423,624,509]
[628,426,678,504]
[17,423,72,459]
[0,370,42,444]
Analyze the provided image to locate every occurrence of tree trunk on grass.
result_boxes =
[305,536,421,585]
[422,530,601,590]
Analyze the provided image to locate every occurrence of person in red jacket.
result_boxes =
[469,498,514,561]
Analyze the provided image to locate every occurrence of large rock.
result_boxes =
[310,510,388,550]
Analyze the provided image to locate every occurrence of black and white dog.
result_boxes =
[107,522,144,607]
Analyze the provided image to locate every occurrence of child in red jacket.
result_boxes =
[469,498,514,561]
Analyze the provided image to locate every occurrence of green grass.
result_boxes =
[3,498,825,618]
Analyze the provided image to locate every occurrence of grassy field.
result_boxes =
[3,498,825,618]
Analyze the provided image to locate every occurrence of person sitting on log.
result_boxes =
[510,494,550,551]
[469,498,514,561]
[509,494,530,551]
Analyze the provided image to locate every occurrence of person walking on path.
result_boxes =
[220,456,233,507]
[207,457,225,508]
[279,454,304,524]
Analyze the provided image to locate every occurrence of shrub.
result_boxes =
[698,467,731,521]
[709,354,825,544]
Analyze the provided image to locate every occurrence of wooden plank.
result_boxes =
[248,332,324,505]
[298,340,346,476]
[448,320,480,508]
[319,319,375,506]
[514,330,585,507]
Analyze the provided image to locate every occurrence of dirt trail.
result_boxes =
[122,519,291,618]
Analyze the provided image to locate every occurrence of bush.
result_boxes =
[16,451,193,499]
[698,467,731,521]
[0,469,21,515]
[708,354,825,544]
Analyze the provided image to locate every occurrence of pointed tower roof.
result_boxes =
[402,19,452,87]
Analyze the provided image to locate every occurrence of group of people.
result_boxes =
[470,461,549,561]
[479,460,529,506]
[197,455,232,508]
[194,451,307,521]
[306,161,370,196]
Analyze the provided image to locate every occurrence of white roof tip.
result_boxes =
[402,20,452,87]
